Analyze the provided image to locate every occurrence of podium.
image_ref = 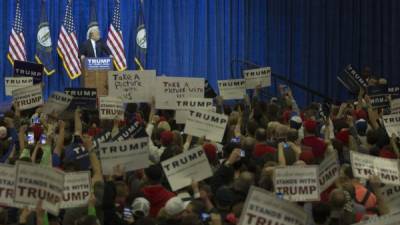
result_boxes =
[81,57,113,96]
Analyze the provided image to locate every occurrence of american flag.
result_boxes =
[8,0,27,64]
[57,0,81,79]
[107,0,127,71]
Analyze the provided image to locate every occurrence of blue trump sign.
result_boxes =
[84,57,113,71]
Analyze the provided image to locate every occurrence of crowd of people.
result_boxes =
[0,77,399,225]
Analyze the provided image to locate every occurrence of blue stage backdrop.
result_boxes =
[1,0,400,106]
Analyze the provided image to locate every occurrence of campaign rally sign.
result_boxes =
[318,152,340,192]
[238,186,308,225]
[110,122,144,142]
[64,88,97,110]
[108,70,156,103]
[42,92,73,115]
[99,96,124,120]
[337,64,368,94]
[352,212,400,225]
[383,114,400,137]
[155,76,204,109]
[243,67,271,89]
[61,171,91,209]
[380,185,400,213]
[183,110,228,143]
[5,77,33,96]
[368,85,388,96]
[274,165,320,202]
[370,95,390,110]
[0,164,18,207]
[12,84,43,110]
[175,98,213,124]
[92,129,113,149]
[217,79,246,100]
[14,60,44,84]
[98,137,150,175]
[161,148,213,191]
[14,161,65,215]
[391,98,400,114]
[84,57,113,71]
[388,86,400,96]
[350,151,400,185]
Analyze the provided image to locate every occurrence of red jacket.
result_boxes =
[141,185,175,217]
[302,136,327,159]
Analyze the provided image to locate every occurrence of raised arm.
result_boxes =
[83,135,103,186]
[53,120,65,157]
[74,108,82,136]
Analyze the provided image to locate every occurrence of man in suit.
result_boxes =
[79,27,112,60]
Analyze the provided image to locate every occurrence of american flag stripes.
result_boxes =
[57,0,81,79]
[8,0,27,64]
[107,0,127,71]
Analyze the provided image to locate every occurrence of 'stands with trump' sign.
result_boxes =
[274,165,320,202]
[99,96,124,120]
[12,84,43,110]
[14,161,65,215]
[61,171,91,209]
[0,164,18,208]
[350,151,400,185]
[238,186,308,225]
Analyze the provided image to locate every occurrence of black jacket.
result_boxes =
[79,39,112,58]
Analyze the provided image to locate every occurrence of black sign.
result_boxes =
[337,64,368,94]
[368,85,388,96]
[64,88,97,110]
[14,60,44,84]
[111,122,143,142]
[370,95,390,110]
[388,86,400,96]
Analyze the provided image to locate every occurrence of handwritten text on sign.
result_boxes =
[155,76,204,109]
[108,70,155,103]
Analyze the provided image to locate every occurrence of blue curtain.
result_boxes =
[1,0,400,107]
[246,0,400,105]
